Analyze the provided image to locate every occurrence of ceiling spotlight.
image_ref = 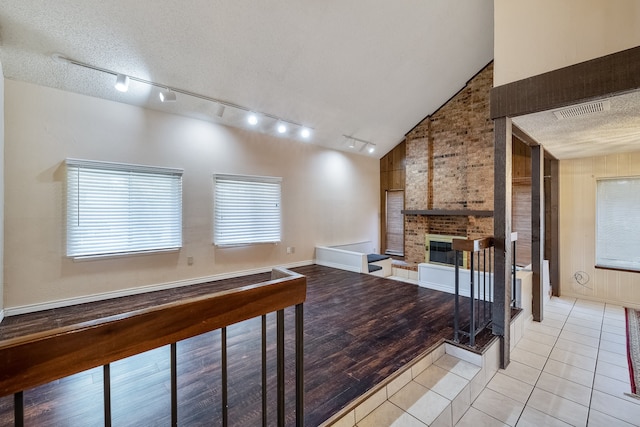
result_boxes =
[247,113,258,126]
[114,74,129,92]
[159,89,177,102]
[277,122,287,134]
[348,139,355,149]
[368,145,375,154]
[300,128,311,139]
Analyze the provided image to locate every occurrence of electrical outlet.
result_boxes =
[187,256,194,266]
[286,246,295,254]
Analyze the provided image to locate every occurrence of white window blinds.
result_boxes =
[66,159,183,258]
[596,177,640,271]
[213,174,282,246]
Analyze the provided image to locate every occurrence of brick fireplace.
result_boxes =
[403,63,495,264]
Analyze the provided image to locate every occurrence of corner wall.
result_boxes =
[4,80,380,312]
[0,62,4,321]
[404,64,494,263]
[559,151,640,308]
[494,0,640,86]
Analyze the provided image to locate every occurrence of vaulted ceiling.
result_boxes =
[0,0,494,158]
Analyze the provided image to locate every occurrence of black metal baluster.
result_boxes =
[295,304,304,427]
[14,392,23,427]
[512,240,517,307]
[103,364,111,427]
[222,327,228,427]
[277,309,285,427]
[470,250,476,346]
[171,343,178,427]
[454,250,460,342]
[262,314,267,427]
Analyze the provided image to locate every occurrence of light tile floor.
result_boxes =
[462,297,640,426]
[354,297,640,426]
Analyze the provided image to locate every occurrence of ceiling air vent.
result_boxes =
[553,100,611,120]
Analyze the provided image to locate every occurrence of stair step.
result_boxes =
[321,340,501,427]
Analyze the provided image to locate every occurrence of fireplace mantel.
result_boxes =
[401,209,493,217]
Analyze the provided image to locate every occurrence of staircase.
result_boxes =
[321,340,501,427]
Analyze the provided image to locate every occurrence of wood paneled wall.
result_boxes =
[512,138,532,266]
[559,151,640,308]
[380,141,406,254]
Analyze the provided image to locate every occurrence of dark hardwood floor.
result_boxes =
[0,265,479,426]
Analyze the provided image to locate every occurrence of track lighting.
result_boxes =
[348,139,356,149]
[368,145,375,154]
[114,74,129,92]
[52,54,317,144]
[159,90,176,102]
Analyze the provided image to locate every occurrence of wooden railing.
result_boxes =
[452,237,495,347]
[0,267,306,427]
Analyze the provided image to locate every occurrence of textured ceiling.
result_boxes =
[0,0,494,158]
[513,90,640,160]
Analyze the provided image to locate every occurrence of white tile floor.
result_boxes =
[331,297,640,426]
[463,297,640,426]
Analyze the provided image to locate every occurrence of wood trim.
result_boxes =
[531,145,544,322]
[512,125,539,147]
[0,271,306,397]
[402,209,493,217]
[493,117,513,368]
[452,237,495,252]
[491,45,640,119]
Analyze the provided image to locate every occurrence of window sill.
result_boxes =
[70,248,180,262]
[595,264,640,274]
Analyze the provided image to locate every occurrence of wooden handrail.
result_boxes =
[0,269,306,397]
[452,236,495,252]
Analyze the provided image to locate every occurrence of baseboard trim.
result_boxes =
[0,309,5,324]
[558,291,640,310]
[4,260,314,317]
[314,259,362,274]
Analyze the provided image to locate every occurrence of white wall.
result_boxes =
[4,80,380,312]
[494,0,640,86]
[559,151,640,308]
[0,62,5,320]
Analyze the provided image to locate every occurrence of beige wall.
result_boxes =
[0,60,4,318]
[559,151,640,308]
[494,0,640,86]
[4,80,380,311]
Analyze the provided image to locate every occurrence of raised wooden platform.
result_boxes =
[0,265,481,426]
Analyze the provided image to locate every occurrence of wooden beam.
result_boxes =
[548,158,560,296]
[491,45,640,119]
[512,125,539,147]
[531,145,545,321]
[493,117,513,369]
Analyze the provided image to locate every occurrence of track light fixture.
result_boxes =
[52,54,317,142]
[114,74,129,92]
[159,89,177,102]
[344,135,376,154]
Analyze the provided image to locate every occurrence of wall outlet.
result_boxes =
[187,256,194,266]
[286,246,295,254]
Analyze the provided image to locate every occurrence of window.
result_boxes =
[66,159,183,258]
[596,177,640,271]
[213,174,282,246]
[385,190,404,256]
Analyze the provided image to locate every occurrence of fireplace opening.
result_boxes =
[425,234,468,268]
